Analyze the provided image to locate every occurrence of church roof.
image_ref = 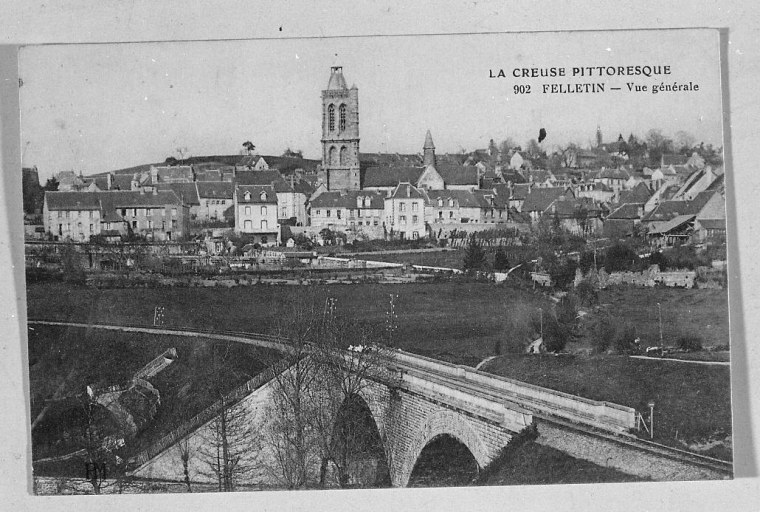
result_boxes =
[435,164,478,186]
[362,166,425,188]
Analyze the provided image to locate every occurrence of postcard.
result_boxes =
[19,28,732,495]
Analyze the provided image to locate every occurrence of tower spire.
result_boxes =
[423,130,436,167]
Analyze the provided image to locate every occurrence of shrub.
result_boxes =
[463,236,488,272]
[493,248,510,271]
[575,278,598,306]
[604,243,640,272]
[676,335,704,352]
[612,322,638,354]
[593,314,616,353]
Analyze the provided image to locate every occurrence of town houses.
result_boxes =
[30,66,726,248]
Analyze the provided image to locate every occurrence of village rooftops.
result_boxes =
[389,182,426,200]
[362,166,426,188]
[641,189,716,223]
[434,164,479,186]
[45,189,184,210]
[196,181,234,199]
[236,185,277,204]
[235,170,283,186]
[607,203,645,220]
[521,187,574,212]
[309,190,386,209]
[156,183,200,205]
[617,182,652,204]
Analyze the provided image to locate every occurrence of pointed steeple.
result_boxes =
[423,130,436,167]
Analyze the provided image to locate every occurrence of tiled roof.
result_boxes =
[234,170,283,186]
[426,189,488,208]
[617,183,652,204]
[45,192,101,210]
[546,197,601,217]
[649,214,695,234]
[389,182,426,200]
[521,187,572,212]
[309,190,386,209]
[362,166,425,188]
[236,185,277,204]
[156,183,200,205]
[196,182,234,199]
[152,165,194,182]
[596,168,630,180]
[606,203,644,220]
[110,174,135,190]
[435,164,479,186]
[641,190,715,222]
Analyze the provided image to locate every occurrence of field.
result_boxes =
[482,354,732,460]
[595,286,730,349]
[26,280,731,363]
[26,280,555,365]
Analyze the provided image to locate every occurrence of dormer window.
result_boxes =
[244,191,251,201]
[437,198,443,207]
[448,198,454,207]
[260,191,267,201]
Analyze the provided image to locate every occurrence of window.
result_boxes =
[57,211,62,218]
[449,211,454,218]
[245,206,251,216]
[337,210,341,219]
[171,208,177,217]
[261,206,267,216]
[438,211,443,219]
[437,198,443,207]
[89,224,93,232]
[326,209,331,218]
[147,220,153,229]
[161,209,166,217]
[121,209,127,216]
[413,231,419,240]
[172,220,177,228]
[315,209,321,216]
[260,191,267,201]
[244,191,251,201]
[373,219,378,226]
[162,221,166,230]
[340,146,348,166]
[399,203,406,212]
[261,220,268,230]
[339,104,346,131]
[244,220,252,230]
[399,215,407,225]
[357,209,362,217]
[65,211,70,219]
[448,198,454,207]
[89,211,94,219]
[328,104,335,131]
[133,208,137,217]
[412,202,419,212]
[132,221,137,228]
[412,215,418,224]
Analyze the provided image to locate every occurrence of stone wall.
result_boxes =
[575,265,697,289]
[536,421,730,481]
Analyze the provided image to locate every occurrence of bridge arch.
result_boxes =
[329,390,391,487]
[396,409,489,487]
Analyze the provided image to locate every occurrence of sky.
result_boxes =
[18,29,724,180]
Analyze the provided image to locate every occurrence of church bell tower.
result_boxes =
[320,66,360,190]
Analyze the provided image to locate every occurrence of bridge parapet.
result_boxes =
[391,350,636,434]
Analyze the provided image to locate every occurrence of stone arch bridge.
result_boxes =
[31,321,733,487]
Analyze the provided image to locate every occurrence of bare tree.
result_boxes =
[197,397,261,491]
